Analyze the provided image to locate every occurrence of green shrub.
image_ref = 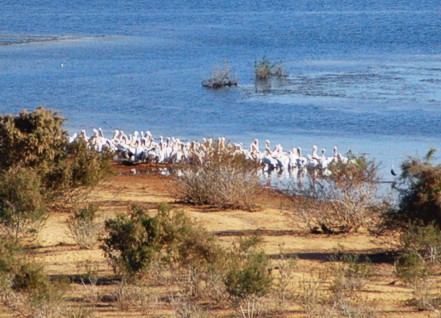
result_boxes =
[390,149,441,227]
[0,236,20,274]
[0,166,46,238]
[0,107,112,194]
[395,223,441,282]
[0,243,69,318]
[0,107,67,171]
[101,204,220,277]
[174,149,261,210]
[224,251,272,301]
[292,154,381,234]
[12,262,50,292]
[223,237,272,303]
[68,139,112,187]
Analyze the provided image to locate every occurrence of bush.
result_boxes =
[297,252,376,318]
[0,236,20,275]
[202,62,238,89]
[0,167,46,238]
[0,107,112,194]
[67,204,101,249]
[101,204,220,277]
[223,237,272,303]
[254,58,288,80]
[292,154,381,234]
[174,149,261,210]
[0,107,67,171]
[68,139,113,187]
[395,223,441,282]
[390,149,441,227]
[0,239,68,318]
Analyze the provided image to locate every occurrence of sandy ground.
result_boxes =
[1,164,440,317]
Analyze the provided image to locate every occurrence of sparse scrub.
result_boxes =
[223,237,272,310]
[254,58,288,80]
[297,252,376,318]
[174,149,261,210]
[291,154,382,234]
[395,223,441,283]
[271,253,297,310]
[0,257,69,318]
[0,166,46,239]
[171,296,209,318]
[410,277,441,312]
[65,304,96,318]
[329,254,372,299]
[114,279,160,314]
[67,204,101,249]
[202,62,238,88]
[75,260,100,303]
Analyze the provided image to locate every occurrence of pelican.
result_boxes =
[69,133,78,143]
[296,147,307,170]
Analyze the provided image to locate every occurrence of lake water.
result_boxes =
[1,0,441,180]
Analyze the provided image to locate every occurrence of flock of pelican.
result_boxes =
[69,128,351,177]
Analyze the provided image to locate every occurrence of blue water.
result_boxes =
[1,1,441,179]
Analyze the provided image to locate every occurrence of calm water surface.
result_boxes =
[1,1,441,179]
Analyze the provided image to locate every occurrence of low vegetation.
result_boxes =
[202,62,238,89]
[0,236,69,318]
[254,57,288,80]
[0,107,112,317]
[297,252,376,317]
[174,149,261,210]
[291,154,382,234]
[0,166,46,239]
[101,204,221,278]
[67,203,101,249]
[388,149,441,227]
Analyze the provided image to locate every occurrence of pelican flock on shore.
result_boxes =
[70,128,352,178]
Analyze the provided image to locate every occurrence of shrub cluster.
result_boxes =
[0,107,111,192]
[0,107,67,171]
[254,58,288,80]
[389,149,441,227]
[101,204,220,277]
[202,62,238,89]
[101,206,273,315]
[0,107,111,238]
[223,237,272,304]
[0,167,46,238]
[292,154,381,234]
[0,236,68,317]
[174,149,261,210]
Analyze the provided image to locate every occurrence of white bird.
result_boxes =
[296,147,307,170]
[69,133,78,143]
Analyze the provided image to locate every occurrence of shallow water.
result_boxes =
[1,0,441,180]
